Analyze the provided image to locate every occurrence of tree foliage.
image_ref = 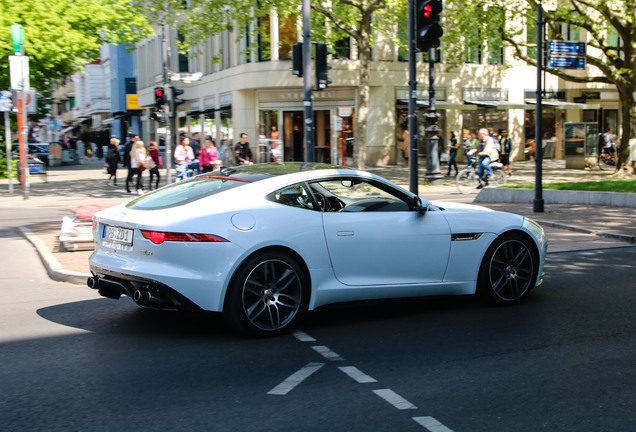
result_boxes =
[444,0,636,173]
[0,0,153,97]
[141,0,408,169]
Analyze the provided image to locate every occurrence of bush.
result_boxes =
[0,156,18,180]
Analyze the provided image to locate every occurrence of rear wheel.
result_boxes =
[489,168,507,186]
[456,169,479,194]
[477,233,537,304]
[597,154,617,172]
[226,251,308,336]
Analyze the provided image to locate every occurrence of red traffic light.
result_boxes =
[155,88,164,98]
[424,4,432,17]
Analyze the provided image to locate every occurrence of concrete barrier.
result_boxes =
[475,188,636,208]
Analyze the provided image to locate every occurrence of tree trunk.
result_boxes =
[354,36,371,170]
[617,86,635,175]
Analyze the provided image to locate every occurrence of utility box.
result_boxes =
[564,123,598,169]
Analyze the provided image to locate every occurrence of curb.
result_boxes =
[19,227,91,285]
[475,188,636,208]
[532,219,636,244]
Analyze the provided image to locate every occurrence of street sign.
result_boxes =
[549,41,586,55]
[0,91,12,112]
[549,56,586,69]
[9,56,30,90]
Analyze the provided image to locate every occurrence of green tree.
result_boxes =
[0,0,153,105]
[142,0,408,169]
[444,0,636,175]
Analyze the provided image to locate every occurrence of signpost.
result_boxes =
[548,40,586,70]
[9,23,29,199]
[1,91,13,194]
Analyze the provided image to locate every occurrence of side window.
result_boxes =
[267,183,317,210]
[311,179,410,212]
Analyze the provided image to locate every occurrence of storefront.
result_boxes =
[257,89,356,165]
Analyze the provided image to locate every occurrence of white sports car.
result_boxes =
[88,163,547,336]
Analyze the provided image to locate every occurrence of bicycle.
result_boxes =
[456,155,506,194]
[597,149,618,172]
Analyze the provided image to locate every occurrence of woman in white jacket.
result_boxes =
[126,140,147,194]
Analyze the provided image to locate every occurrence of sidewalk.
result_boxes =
[4,157,635,285]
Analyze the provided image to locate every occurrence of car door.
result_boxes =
[318,179,451,286]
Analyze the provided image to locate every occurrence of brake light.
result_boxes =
[140,230,229,245]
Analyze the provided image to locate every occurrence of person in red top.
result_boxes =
[199,138,220,172]
[148,141,163,190]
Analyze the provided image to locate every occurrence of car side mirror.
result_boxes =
[413,196,427,214]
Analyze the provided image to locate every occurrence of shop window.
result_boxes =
[582,110,597,123]
[603,110,618,135]
[259,110,281,163]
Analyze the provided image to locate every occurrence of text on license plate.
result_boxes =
[103,225,134,246]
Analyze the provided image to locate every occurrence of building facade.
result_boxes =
[133,14,620,167]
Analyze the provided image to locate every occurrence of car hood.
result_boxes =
[428,200,495,212]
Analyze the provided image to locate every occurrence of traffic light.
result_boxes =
[149,110,166,123]
[315,42,332,90]
[154,86,165,109]
[415,0,443,52]
[168,86,184,118]
[292,43,303,77]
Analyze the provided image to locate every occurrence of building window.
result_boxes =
[526,16,537,58]
[333,36,351,59]
[487,36,503,64]
[465,28,481,64]
[177,32,189,73]
[279,15,297,60]
[258,15,271,61]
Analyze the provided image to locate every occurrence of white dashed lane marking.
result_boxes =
[267,362,325,395]
[338,366,377,383]
[312,345,344,361]
[413,416,456,432]
[373,389,417,410]
[292,330,317,342]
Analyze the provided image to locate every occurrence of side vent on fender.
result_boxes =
[451,233,483,242]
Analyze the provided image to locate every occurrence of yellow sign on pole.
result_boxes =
[126,94,141,110]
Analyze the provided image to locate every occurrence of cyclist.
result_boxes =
[601,127,618,163]
[468,128,499,188]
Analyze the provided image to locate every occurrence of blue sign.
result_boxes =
[549,56,586,69]
[549,41,586,55]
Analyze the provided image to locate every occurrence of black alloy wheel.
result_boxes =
[226,251,308,336]
[477,233,537,304]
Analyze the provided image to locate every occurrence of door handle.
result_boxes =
[337,231,354,236]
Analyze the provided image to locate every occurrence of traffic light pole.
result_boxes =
[424,49,442,185]
[161,23,173,184]
[302,0,315,162]
[534,3,545,213]
[408,0,418,194]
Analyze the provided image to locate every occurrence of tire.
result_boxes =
[490,169,506,186]
[597,155,617,172]
[456,169,479,194]
[225,251,308,336]
[477,233,537,304]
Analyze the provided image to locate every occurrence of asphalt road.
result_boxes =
[2,227,636,432]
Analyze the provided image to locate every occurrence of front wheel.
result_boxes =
[225,251,308,336]
[456,169,479,194]
[477,234,537,304]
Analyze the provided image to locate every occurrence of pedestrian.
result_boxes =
[126,140,146,194]
[190,132,202,174]
[122,134,138,169]
[499,129,513,176]
[199,138,220,172]
[174,136,195,181]
[147,141,163,190]
[234,132,253,165]
[446,132,459,176]
[218,138,235,167]
[105,137,121,186]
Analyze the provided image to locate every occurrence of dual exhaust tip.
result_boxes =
[87,276,165,306]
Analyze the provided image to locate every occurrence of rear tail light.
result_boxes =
[140,230,229,245]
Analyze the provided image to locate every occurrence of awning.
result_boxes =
[397,99,471,110]
[525,99,601,109]
[186,106,218,116]
[464,100,529,109]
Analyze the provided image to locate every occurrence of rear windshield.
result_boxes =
[126,176,248,210]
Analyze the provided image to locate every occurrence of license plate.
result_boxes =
[103,225,134,246]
